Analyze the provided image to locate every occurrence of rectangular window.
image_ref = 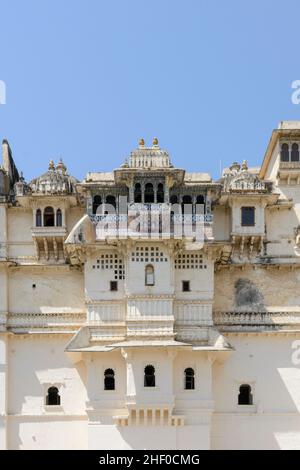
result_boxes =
[110,281,118,291]
[182,280,190,292]
[241,207,255,226]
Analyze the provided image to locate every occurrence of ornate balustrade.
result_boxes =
[213,311,300,331]
[2,311,86,333]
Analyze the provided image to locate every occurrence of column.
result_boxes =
[0,334,8,449]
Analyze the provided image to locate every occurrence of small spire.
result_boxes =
[152,137,159,146]
[48,159,55,170]
[139,138,145,147]
[241,159,248,171]
[56,158,67,173]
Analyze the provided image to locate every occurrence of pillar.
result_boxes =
[0,334,8,449]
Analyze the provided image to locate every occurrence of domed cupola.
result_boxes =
[29,159,78,194]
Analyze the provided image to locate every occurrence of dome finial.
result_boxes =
[139,138,145,147]
[48,159,55,170]
[56,158,67,173]
[241,159,248,170]
[152,137,159,146]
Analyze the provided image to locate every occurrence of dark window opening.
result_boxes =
[93,195,102,215]
[238,384,253,405]
[36,209,42,227]
[144,365,155,387]
[46,386,60,406]
[291,143,300,162]
[196,195,205,214]
[157,183,164,203]
[170,195,178,204]
[182,281,190,292]
[104,368,115,390]
[184,368,195,390]
[144,183,154,203]
[182,195,192,214]
[44,207,55,227]
[106,195,116,209]
[56,208,62,226]
[241,207,255,226]
[134,183,142,203]
[280,143,289,162]
[110,281,118,291]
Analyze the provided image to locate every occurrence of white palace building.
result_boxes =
[1,122,300,450]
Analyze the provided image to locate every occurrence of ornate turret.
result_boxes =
[30,159,78,194]
[127,138,172,169]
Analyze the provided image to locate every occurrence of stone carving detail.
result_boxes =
[223,160,269,193]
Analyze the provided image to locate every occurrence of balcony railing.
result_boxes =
[90,213,213,224]
[31,226,67,238]
[213,311,300,329]
[279,161,300,170]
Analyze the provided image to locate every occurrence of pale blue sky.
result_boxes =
[1,0,300,181]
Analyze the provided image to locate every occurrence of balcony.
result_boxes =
[90,210,213,241]
[31,226,67,238]
[213,310,300,331]
[279,161,300,170]
[278,161,300,183]
[31,226,68,260]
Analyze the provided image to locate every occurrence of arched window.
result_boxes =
[46,386,60,406]
[104,368,115,391]
[44,207,55,227]
[280,143,289,162]
[291,143,300,162]
[106,195,116,209]
[134,183,142,203]
[144,365,155,387]
[144,183,154,203]
[184,368,195,390]
[145,264,154,286]
[196,195,204,204]
[196,195,205,215]
[182,195,192,214]
[157,183,164,203]
[93,195,102,215]
[238,384,253,405]
[36,209,42,227]
[56,208,62,226]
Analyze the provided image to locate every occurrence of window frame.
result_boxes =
[280,142,290,162]
[182,280,190,292]
[43,206,55,227]
[144,364,156,388]
[56,208,63,227]
[104,368,116,391]
[43,382,63,412]
[235,380,256,412]
[241,206,255,227]
[145,264,155,286]
[184,367,195,390]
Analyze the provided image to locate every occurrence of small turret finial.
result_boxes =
[56,158,67,173]
[48,159,55,170]
[241,159,248,170]
[152,137,159,146]
[139,138,145,147]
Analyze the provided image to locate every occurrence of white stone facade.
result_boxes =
[0,128,300,450]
